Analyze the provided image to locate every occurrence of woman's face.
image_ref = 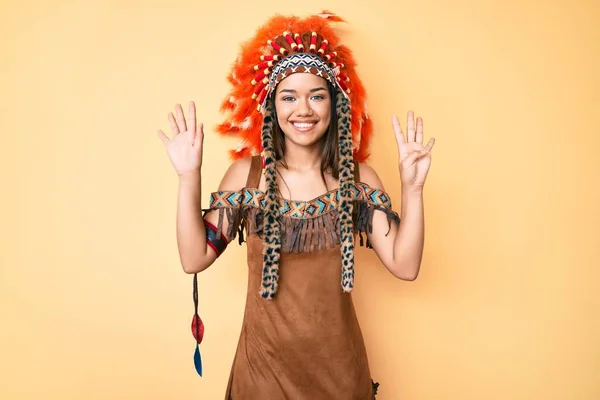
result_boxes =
[274,73,332,149]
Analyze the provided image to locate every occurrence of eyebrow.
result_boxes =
[278,87,327,94]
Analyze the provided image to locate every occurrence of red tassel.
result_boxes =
[268,39,288,55]
[251,69,270,85]
[252,79,267,99]
[317,39,328,56]
[294,33,304,52]
[283,31,297,51]
[260,54,281,62]
[330,61,345,70]
[256,87,268,107]
[339,79,350,93]
[309,32,317,53]
[254,61,274,70]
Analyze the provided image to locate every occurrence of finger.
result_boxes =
[187,102,197,136]
[416,117,423,144]
[157,129,169,144]
[392,115,406,146]
[407,111,415,142]
[194,122,204,148]
[175,103,187,132]
[168,112,180,135]
[425,137,435,151]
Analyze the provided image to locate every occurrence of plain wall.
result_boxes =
[1,0,599,398]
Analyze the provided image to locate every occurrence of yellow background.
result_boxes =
[1,0,598,398]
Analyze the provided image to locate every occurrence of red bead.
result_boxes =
[283,31,297,50]
[191,314,205,343]
[261,55,281,62]
[254,61,274,71]
[309,32,317,53]
[268,40,288,55]
[257,87,268,105]
[294,33,305,52]
[252,79,267,99]
[317,39,328,56]
[251,68,270,85]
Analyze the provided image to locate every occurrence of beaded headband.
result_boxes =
[254,39,350,112]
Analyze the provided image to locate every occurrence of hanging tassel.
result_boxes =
[193,344,203,377]
[191,274,205,376]
[238,222,245,245]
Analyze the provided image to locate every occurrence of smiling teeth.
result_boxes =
[294,122,315,128]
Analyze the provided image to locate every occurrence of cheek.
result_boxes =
[318,102,332,125]
[275,102,291,123]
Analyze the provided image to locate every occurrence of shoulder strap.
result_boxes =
[245,155,262,188]
[353,160,361,183]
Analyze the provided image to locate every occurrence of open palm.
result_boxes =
[392,111,435,189]
[157,102,204,177]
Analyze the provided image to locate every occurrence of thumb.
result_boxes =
[157,129,169,145]
[401,151,421,168]
[401,149,430,168]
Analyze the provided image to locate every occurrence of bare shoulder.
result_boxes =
[357,162,385,190]
[217,156,253,192]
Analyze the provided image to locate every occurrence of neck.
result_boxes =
[280,142,323,172]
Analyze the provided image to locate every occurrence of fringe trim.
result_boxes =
[204,200,400,254]
[201,207,245,245]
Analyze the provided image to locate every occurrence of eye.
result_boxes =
[281,96,296,102]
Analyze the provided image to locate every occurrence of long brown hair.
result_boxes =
[270,82,340,182]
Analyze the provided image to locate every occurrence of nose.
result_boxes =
[295,98,313,117]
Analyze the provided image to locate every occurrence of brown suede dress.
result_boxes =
[205,156,399,399]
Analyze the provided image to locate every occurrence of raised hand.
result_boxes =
[157,102,204,177]
[392,111,435,190]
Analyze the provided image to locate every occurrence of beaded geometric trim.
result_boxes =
[208,183,392,219]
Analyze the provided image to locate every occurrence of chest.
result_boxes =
[256,168,339,202]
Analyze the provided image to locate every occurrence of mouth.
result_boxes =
[291,121,317,132]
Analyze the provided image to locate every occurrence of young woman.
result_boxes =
[158,12,434,400]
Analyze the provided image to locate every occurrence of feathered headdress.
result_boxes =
[216,11,373,161]
[215,11,373,299]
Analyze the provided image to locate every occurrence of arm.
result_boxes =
[360,165,425,281]
[362,111,435,281]
[176,157,251,274]
[158,102,253,274]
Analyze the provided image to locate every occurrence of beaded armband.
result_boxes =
[205,221,228,257]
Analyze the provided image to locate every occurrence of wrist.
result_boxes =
[179,171,201,185]
[402,185,424,197]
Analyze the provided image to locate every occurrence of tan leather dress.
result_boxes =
[206,156,398,399]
